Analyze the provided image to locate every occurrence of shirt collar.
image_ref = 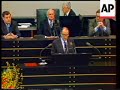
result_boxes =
[48,19,53,23]
[66,9,71,16]
[61,37,67,42]
[6,23,10,27]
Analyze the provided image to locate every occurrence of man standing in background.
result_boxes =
[62,2,76,16]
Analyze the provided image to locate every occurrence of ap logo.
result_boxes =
[100,0,116,19]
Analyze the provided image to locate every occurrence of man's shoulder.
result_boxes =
[41,19,48,22]
[89,18,96,22]
[68,38,74,42]
[105,19,110,22]
[69,9,76,16]
[11,20,18,25]
[40,19,48,24]
[53,38,61,43]
[88,18,96,24]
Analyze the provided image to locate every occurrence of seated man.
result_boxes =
[51,27,76,54]
[88,9,111,36]
[37,9,61,38]
[2,11,21,39]
[62,2,76,16]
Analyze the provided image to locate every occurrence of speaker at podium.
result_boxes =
[51,53,92,66]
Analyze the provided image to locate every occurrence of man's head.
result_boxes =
[61,27,69,40]
[47,9,56,21]
[2,11,12,24]
[96,9,104,22]
[62,2,71,15]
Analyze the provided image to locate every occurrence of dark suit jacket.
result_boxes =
[51,38,76,54]
[68,9,76,16]
[37,19,60,36]
[88,18,111,36]
[2,20,21,37]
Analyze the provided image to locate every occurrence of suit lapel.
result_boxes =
[68,10,72,16]
[59,39,65,53]
[3,22,9,34]
[67,39,72,49]
[45,20,51,35]
[94,19,98,28]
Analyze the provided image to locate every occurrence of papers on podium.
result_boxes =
[18,23,32,28]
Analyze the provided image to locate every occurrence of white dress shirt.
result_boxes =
[60,37,68,52]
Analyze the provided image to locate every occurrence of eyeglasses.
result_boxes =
[62,34,69,36]
[48,14,55,15]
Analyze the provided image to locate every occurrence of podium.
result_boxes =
[51,53,92,66]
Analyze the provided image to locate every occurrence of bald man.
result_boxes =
[62,2,76,16]
[37,9,60,37]
[51,27,76,54]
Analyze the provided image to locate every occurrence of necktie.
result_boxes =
[64,14,67,16]
[98,27,102,36]
[50,20,53,28]
[64,40,68,53]
[7,24,10,33]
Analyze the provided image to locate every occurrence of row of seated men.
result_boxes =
[1,9,75,54]
[1,2,115,54]
[2,1,114,39]
[1,9,112,39]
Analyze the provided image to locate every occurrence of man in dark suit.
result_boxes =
[51,27,76,54]
[62,2,76,16]
[37,9,60,38]
[88,9,111,36]
[2,11,21,39]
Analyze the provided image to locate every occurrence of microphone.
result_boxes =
[54,20,60,26]
[86,42,101,59]
[40,43,52,57]
[67,40,77,54]
[39,43,52,65]
[53,20,60,36]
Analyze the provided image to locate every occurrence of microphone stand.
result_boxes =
[86,42,101,59]
[39,43,52,65]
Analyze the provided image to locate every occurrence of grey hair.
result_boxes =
[62,2,71,9]
[46,9,56,17]
[60,27,69,34]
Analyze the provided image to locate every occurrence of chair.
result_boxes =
[82,16,95,36]
[36,9,60,31]
[109,19,116,35]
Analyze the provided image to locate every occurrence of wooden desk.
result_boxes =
[1,35,116,89]
[19,26,37,37]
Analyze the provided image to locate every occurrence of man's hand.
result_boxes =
[98,22,105,28]
[11,34,18,39]
[3,35,14,39]
[3,33,18,39]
